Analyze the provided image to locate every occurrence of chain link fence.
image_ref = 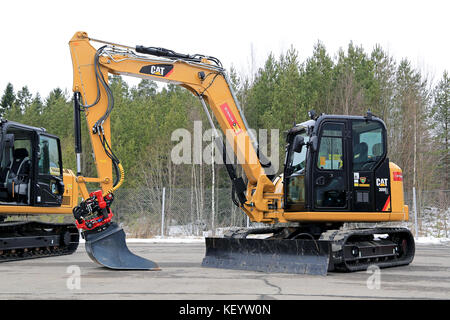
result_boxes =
[111,187,450,239]
[112,187,248,238]
[404,189,450,238]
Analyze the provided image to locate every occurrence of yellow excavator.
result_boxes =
[0,32,414,274]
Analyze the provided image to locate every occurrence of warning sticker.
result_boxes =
[393,172,403,181]
[220,103,242,135]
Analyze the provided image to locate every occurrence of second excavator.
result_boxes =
[0,32,414,274]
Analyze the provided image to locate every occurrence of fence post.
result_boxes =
[413,187,418,238]
[161,187,166,238]
[211,135,215,236]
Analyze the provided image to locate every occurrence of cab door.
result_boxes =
[311,121,349,210]
[284,129,309,212]
[34,134,64,206]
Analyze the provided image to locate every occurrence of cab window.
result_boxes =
[13,139,32,157]
[352,120,385,171]
[317,123,344,170]
[286,131,309,209]
[288,132,309,174]
[38,136,61,175]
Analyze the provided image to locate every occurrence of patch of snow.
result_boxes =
[79,236,204,244]
[126,236,204,243]
[415,236,450,244]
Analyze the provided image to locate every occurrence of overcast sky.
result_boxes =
[0,0,448,99]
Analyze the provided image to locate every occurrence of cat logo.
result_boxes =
[376,178,388,187]
[150,66,165,76]
[139,64,174,77]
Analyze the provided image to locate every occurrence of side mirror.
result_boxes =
[292,135,305,153]
[310,135,318,152]
[57,179,65,195]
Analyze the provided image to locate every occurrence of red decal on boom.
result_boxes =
[220,103,242,135]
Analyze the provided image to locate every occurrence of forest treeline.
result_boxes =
[0,42,448,201]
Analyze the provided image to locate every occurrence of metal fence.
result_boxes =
[404,189,450,238]
[111,187,450,239]
[112,187,248,238]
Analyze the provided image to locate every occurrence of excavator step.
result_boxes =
[0,221,79,263]
[83,222,160,270]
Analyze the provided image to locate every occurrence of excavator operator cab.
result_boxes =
[284,113,390,213]
[0,120,64,206]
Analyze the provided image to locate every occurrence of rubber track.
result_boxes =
[0,221,79,263]
[320,227,415,272]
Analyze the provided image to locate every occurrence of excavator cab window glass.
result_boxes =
[0,138,13,187]
[314,122,347,208]
[317,123,344,170]
[0,129,33,204]
[288,131,309,174]
[352,120,385,171]
[13,139,32,157]
[38,136,61,176]
[286,131,309,209]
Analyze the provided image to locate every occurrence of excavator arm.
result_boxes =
[69,31,282,224]
[67,31,289,270]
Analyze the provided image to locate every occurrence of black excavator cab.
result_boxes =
[0,120,156,269]
[0,120,79,262]
[0,120,64,206]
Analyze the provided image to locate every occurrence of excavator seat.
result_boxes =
[353,142,368,171]
[3,148,31,203]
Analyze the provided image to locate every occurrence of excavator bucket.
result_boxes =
[202,237,331,276]
[83,223,160,270]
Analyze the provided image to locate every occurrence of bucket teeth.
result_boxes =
[84,223,160,270]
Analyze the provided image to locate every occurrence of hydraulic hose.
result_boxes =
[104,162,125,196]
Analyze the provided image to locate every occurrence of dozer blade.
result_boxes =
[83,223,160,270]
[202,237,331,275]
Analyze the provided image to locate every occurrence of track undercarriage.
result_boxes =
[0,220,79,263]
[202,224,415,275]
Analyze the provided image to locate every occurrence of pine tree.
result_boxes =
[16,86,33,112]
[0,83,16,115]
[301,41,334,114]
[431,71,449,189]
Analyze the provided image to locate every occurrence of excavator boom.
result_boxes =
[68,31,278,269]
